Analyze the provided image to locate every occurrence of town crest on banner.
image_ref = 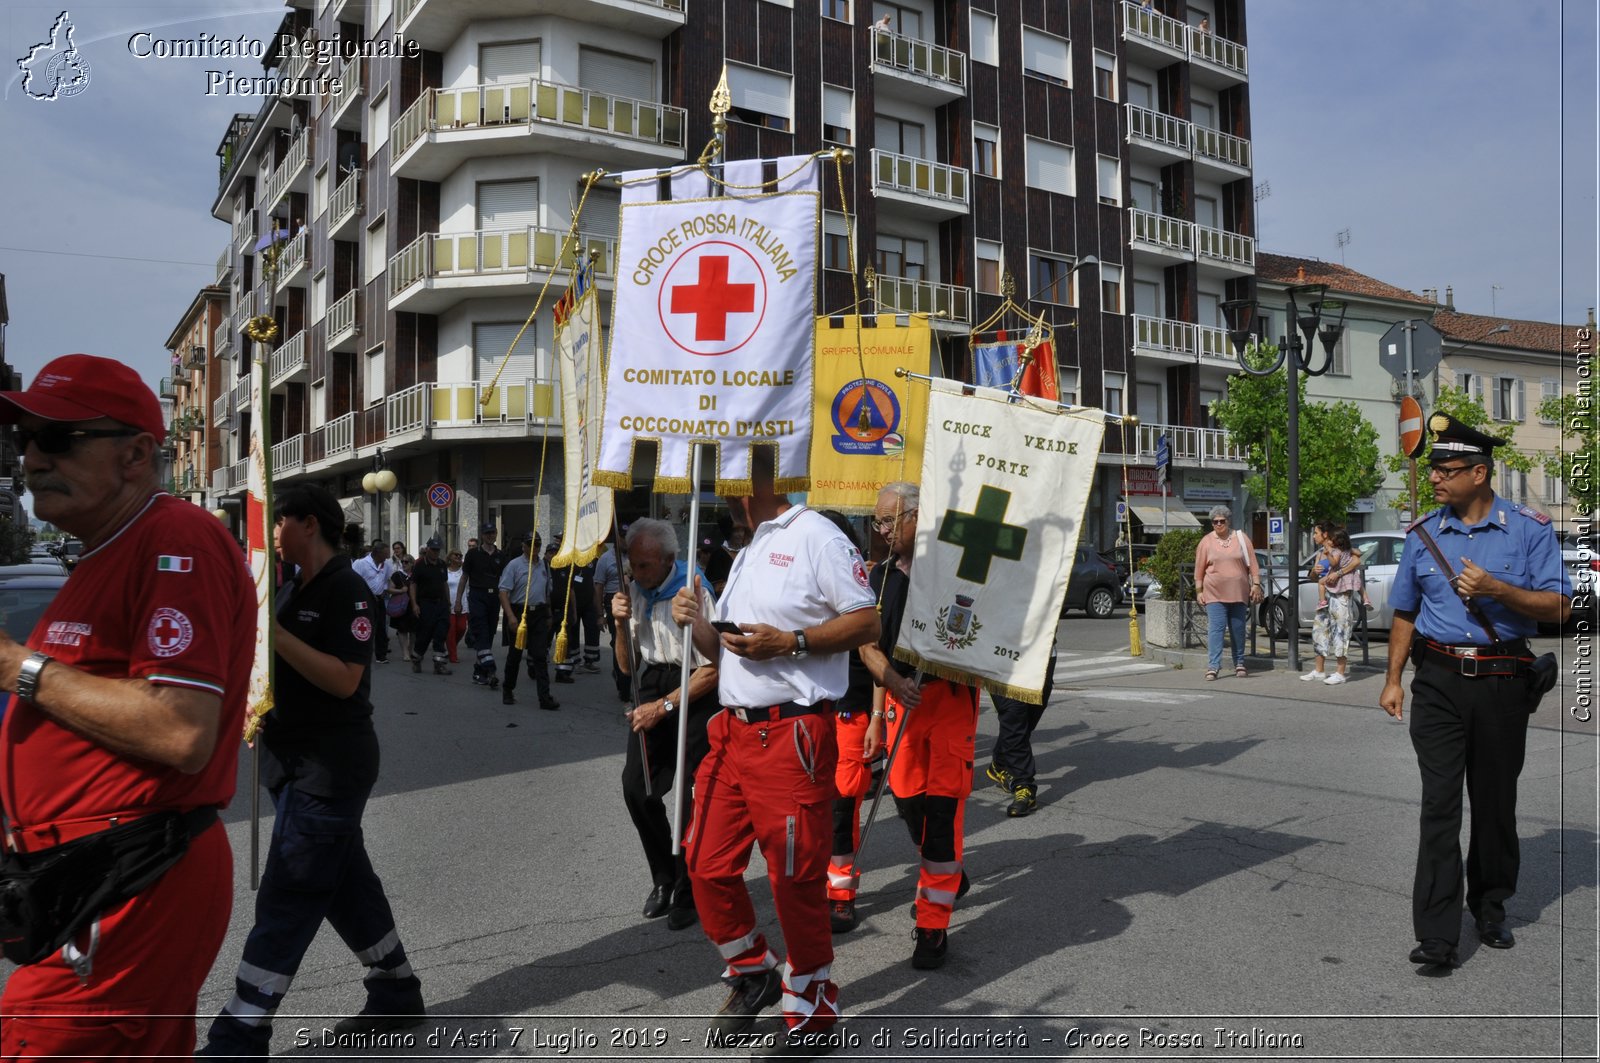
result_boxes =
[552,260,613,565]
[595,156,821,495]
[895,380,1104,702]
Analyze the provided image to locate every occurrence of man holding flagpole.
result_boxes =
[671,447,878,1058]
[859,481,979,970]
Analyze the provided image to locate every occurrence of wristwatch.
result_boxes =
[790,629,810,659]
[661,699,678,714]
[16,652,52,701]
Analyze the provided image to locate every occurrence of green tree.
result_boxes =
[1536,391,1600,521]
[0,518,33,565]
[1210,343,1384,521]
[1383,384,1538,515]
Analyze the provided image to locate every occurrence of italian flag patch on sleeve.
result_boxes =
[157,555,194,573]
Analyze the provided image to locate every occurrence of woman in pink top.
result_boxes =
[1193,504,1261,679]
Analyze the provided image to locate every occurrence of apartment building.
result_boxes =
[203,0,1253,551]
[162,286,231,506]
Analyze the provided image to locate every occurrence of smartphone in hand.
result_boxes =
[711,621,745,635]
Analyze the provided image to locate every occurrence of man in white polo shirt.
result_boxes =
[672,448,878,1059]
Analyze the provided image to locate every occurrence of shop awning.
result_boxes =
[1127,500,1202,530]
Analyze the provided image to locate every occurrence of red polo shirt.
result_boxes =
[0,493,255,828]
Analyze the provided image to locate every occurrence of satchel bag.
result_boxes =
[0,807,214,966]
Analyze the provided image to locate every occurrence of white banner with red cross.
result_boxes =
[595,157,820,495]
[896,380,1105,703]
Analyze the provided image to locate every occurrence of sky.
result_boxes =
[0,0,1595,402]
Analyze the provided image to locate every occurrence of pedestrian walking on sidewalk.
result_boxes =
[1194,504,1261,681]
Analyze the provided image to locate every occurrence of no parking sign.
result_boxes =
[427,483,453,509]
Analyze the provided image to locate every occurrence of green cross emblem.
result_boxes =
[938,485,1028,584]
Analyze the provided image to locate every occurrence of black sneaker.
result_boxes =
[539,699,560,711]
[410,656,422,673]
[911,927,948,969]
[502,691,516,706]
[332,1010,426,1037]
[985,763,1014,793]
[433,659,452,675]
[829,899,857,934]
[1007,786,1038,818]
[711,968,781,1036]
[555,672,575,684]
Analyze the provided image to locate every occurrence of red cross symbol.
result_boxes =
[154,616,184,648]
[669,255,756,342]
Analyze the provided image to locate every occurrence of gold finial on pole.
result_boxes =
[1000,267,1016,301]
[710,64,731,139]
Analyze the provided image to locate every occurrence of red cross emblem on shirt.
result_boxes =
[657,240,768,356]
[147,607,194,658]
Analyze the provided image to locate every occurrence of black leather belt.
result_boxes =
[728,700,832,724]
[1417,638,1533,678]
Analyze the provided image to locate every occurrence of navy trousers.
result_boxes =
[201,783,421,1060]
[468,588,501,676]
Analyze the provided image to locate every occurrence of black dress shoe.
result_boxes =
[1408,938,1458,966]
[642,884,671,919]
[1476,920,1515,949]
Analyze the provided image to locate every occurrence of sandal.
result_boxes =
[1205,669,1218,681]
[1235,665,1248,678]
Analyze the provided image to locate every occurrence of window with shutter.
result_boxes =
[480,40,540,83]
[475,321,538,386]
[1097,155,1120,204]
[476,180,538,232]
[1022,28,1070,86]
[1540,379,1560,423]
[822,85,853,145]
[365,346,386,405]
[1025,138,1073,194]
[971,11,999,65]
[579,187,620,240]
[728,64,791,129]
[579,47,655,101]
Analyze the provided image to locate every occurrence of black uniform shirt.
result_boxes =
[411,555,450,602]
[262,555,380,798]
[869,557,917,681]
[461,544,507,591]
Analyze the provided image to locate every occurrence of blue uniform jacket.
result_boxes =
[1389,494,1571,644]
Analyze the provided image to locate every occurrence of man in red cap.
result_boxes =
[0,354,256,1058]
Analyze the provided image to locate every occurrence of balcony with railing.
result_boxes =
[1125,103,1191,159]
[870,150,969,218]
[396,0,683,49]
[391,80,686,181]
[1132,315,1197,364]
[262,129,311,211]
[873,275,972,326]
[1136,421,1247,466]
[327,289,361,352]
[1195,223,1255,272]
[269,330,308,388]
[1196,322,1234,364]
[228,458,249,491]
[233,211,257,252]
[1121,1,1188,62]
[388,226,616,313]
[331,55,363,128]
[1129,208,1195,261]
[1188,25,1248,84]
[159,377,177,399]
[234,371,252,411]
[1191,125,1252,176]
[871,28,965,104]
[212,388,231,430]
[306,411,356,466]
[216,246,232,284]
[275,229,310,289]
[272,433,305,475]
[330,169,362,240]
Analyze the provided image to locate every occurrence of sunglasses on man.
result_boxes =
[13,425,140,455]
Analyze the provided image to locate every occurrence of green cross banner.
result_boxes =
[938,485,1028,583]
[895,381,1104,703]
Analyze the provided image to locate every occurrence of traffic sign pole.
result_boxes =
[1405,324,1418,517]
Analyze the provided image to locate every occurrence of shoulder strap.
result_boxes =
[1412,524,1501,642]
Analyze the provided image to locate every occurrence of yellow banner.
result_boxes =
[807,315,931,513]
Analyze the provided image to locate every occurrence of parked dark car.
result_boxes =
[0,568,69,642]
[1061,546,1123,619]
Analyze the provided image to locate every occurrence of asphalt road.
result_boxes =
[8,615,1597,1061]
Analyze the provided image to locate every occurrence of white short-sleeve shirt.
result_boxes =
[715,505,876,707]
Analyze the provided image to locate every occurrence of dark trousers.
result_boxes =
[990,694,1047,787]
[371,592,390,661]
[622,669,714,891]
[503,604,553,705]
[468,588,500,674]
[415,600,449,657]
[1408,661,1531,943]
[201,783,421,1060]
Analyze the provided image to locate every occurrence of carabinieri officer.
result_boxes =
[1380,413,1571,969]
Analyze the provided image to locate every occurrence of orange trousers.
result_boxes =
[826,711,875,902]
[885,680,978,930]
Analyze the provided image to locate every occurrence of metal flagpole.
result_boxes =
[611,509,653,797]
[671,68,732,855]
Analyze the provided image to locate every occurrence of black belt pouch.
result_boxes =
[0,807,214,965]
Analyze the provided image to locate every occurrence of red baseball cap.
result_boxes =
[0,354,167,442]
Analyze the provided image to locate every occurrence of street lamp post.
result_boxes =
[1223,285,1346,672]
[362,448,397,545]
